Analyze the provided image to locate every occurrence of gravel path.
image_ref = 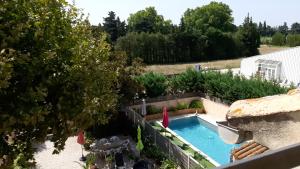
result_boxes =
[34,137,88,169]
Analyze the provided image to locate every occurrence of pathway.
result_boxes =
[34,137,87,169]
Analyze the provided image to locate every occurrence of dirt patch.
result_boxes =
[145,45,290,75]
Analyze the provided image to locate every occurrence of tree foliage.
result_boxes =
[135,72,167,97]
[272,32,286,46]
[290,22,300,34]
[258,21,276,37]
[116,2,262,64]
[0,0,129,166]
[286,34,300,47]
[181,2,241,58]
[103,11,127,42]
[136,69,289,104]
[278,22,289,35]
[236,14,260,56]
[127,7,173,34]
[182,2,234,33]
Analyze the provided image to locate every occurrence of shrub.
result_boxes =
[169,68,204,94]
[181,143,188,150]
[86,153,96,166]
[189,100,203,109]
[286,34,300,47]
[143,136,167,164]
[200,71,286,103]
[176,102,189,110]
[136,69,288,104]
[135,72,168,97]
[272,32,286,46]
[160,159,178,169]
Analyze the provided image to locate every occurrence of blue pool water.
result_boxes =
[168,116,240,165]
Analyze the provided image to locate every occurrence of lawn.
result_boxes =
[145,45,289,75]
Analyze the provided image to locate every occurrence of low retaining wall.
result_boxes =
[131,96,203,110]
[132,92,204,105]
[145,108,204,121]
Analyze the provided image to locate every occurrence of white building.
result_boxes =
[240,47,300,87]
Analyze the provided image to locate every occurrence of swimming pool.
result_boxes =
[168,116,240,165]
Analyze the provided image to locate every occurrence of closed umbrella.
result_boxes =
[162,106,169,136]
[162,106,169,128]
[77,130,86,161]
[141,99,147,116]
[136,125,144,152]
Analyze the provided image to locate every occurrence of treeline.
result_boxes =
[258,21,300,47]
[271,33,300,47]
[115,32,241,64]
[135,69,289,103]
[93,2,261,64]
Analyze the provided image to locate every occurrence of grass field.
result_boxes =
[145,45,289,75]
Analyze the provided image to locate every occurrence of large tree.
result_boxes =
[290,22,300,34]
[181,2,237,58]
[182,2,235,33]
[236,14,260,56]
[127,7,173,34]
[103,11,127,42]
[0,0,127,167]
[278,22,289,35]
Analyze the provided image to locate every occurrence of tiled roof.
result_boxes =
[231,141,269,161]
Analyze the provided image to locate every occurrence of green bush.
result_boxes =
[143,136,167,164]
[286,34,300,47]
[169,68,204,93]
[189,100,203,109]
[160,159,178,169]
[135,72,168,97]
[181,143,189,150]
[86,153,96,166]
[272,32,286,46]
[176,102,189,110]
[202,71,288,103]
[137,69,289,104]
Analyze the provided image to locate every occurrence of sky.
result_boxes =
[69,0,300,27]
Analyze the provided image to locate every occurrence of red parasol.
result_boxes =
[162,106,169,128]
[77,130,86,161]
[77,130,85,145]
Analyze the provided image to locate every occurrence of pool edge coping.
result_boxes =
[157,114,221,167]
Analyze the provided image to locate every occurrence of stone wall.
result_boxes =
[227,89,300,150]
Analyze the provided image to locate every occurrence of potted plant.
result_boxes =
[105,155,114,169]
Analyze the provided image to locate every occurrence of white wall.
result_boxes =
[240,47,300,86]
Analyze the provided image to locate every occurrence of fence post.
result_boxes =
[168,139,170,158]
[154,129,157,145]
[133,111,135,124]
[188,155,190,169]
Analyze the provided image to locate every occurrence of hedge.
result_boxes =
[136,69,289,104]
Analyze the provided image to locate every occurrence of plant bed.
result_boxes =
[145,108,204,121]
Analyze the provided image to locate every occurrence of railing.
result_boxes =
[125,108,203,169]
